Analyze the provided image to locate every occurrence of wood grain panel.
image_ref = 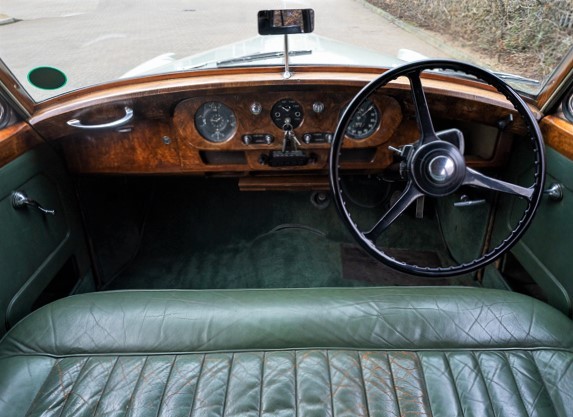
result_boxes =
[173,89,402,152]
[30,66,537,137]
[541,115,573,160]
[60,120,181,174]
[0,122,44,167]
[239,176,330,191]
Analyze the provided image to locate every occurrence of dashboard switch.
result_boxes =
[301,132,334,144]
[243,134,274,145]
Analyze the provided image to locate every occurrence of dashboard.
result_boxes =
[29,67,522,176]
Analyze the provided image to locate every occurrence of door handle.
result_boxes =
[67,106,133,130]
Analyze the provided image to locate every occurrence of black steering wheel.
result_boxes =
[329,60,545,277]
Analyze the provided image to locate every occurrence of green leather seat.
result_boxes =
[0,287,572,416]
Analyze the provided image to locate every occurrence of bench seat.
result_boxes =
[1,287,572,416]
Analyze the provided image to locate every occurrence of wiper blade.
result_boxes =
[430,68,540,87]
[492,71,539,85]
[216,50,312,67]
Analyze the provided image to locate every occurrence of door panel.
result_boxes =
[494,115,573,316]
[0,123,91,334]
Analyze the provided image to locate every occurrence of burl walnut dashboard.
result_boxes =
[29,68,524,175]
[173,89,403,171]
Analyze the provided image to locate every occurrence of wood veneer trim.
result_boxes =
[541,115,573,160]
[0,122,44,167]
[30,68,533,125]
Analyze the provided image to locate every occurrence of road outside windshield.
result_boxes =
[0,0,570,101]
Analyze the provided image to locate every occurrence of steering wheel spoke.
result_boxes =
[464,167,534,200]
[408,71,438,144]
[364,183,423,242]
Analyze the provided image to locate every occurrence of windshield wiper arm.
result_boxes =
[216,50,312,67]
[430,68,540,86]
[491,71,539,85]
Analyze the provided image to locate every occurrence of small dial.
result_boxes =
[195,101,237,143]
[344,99,380,140]
[271,98,304,129]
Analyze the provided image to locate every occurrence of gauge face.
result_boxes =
[195,101,237,143]
[271,98,304,129]
[344,99,380,140]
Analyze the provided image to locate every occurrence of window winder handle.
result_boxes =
[11,191,56,215]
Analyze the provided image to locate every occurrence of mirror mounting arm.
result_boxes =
[283,35,292,79]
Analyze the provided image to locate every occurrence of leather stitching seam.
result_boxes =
[220,352,234,417]
[187,354,206,417]
[154,355,177,417]
[502,351,533,416]
[57,357,90,417]
[356,350,371,417]
[294,350,298,417]
[415,352,434,417]
[470,351,498,417]
[325,350,335,417]
[386,352,402,417]
[442,352,465,417]
[124,356,149,416]
[531,351,563,416]
[90,356,120,417]
[258,351,266,417]
[24,358,61,417]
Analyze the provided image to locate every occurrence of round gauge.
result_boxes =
[344,99,380,140]
[194,101,237,143]
[271,98,304,129]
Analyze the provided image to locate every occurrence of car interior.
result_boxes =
[0,7,572,417]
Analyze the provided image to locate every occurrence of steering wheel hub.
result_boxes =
[428,155,454,182]
[410,141,466,197]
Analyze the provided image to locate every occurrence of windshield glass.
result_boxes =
[0,0,571,102]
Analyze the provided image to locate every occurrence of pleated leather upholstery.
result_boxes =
[1,288,572,417]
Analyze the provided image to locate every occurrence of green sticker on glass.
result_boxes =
[27,67,67,90]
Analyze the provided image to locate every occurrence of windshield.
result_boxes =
[0,0,571,102]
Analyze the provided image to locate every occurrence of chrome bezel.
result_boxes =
[194,101,238,143]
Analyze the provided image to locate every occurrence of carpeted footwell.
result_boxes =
[106,226,473,290]
[79,176,479,290]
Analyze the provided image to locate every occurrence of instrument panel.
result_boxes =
[174,90,403,152]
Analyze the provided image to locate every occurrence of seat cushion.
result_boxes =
[0,287,572,416]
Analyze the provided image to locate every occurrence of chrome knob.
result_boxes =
[428,156,455,183]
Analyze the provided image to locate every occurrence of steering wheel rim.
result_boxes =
[329,60,546,277]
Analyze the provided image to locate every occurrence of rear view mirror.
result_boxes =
[258,9,314,35]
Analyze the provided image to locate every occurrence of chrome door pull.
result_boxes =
[11,191,56,215]
[67,106,133,130]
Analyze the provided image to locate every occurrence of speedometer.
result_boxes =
[195,101,237,143]
[345,99,380,139]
